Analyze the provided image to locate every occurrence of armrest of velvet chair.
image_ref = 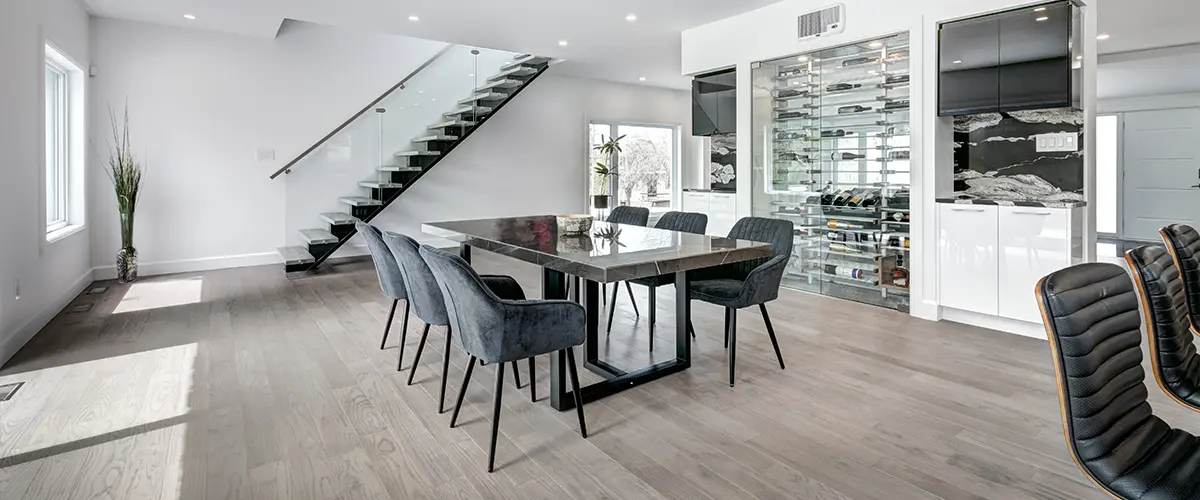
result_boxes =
[737,255,789,305]
[492,299,587,362]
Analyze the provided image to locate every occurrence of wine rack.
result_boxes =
[751,32,911,312]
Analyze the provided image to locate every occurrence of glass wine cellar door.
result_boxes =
[751,32,911,312]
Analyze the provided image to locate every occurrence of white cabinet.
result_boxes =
[937,204,999,315]
[681,191,737,236]
[997,206,1072,323]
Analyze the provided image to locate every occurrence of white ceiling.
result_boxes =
[81,0,782,89]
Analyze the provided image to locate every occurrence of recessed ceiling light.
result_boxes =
[626,14,637,21]
[953,60,962,64]
[1034,6,1047,11]
[868,42,882,48]
[1076,55,1082,60]
[418,90,424,93]
[468,73,474,77]
[639,77,646,81]
[183,13,196,20]
[558,40,568,47]
[797,56,808,62]
[1097,33,1111,40]
[408,15,419,21]
[1036,16,1049,21]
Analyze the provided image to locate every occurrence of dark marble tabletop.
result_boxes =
[423,215,772,283]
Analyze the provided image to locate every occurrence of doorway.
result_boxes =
[1120,108,1200,242]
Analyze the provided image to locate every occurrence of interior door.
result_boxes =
[1122,109,1200,241]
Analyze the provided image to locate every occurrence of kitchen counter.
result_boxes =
[936,197,1087,209]
[683,188,737,193]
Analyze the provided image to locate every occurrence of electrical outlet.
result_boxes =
[256,148,275,161]
[1035,132,1078,153]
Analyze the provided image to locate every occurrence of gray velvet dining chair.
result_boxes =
[419,245,588,473]
[356,223,409,351]
[598,206,651,309]
[380,230,530,414]
[688,217,793,387]
[606,211,708,352]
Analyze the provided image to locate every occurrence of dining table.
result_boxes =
[422,215,773,411]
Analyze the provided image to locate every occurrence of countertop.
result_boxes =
[936,197,1087,209]
[683,188,736,194]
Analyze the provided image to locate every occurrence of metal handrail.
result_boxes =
[268,44,457,180]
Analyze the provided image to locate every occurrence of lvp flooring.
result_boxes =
[1,251,1194,500]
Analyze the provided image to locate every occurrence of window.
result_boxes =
[45,57,68,232]
[1096,114,1119,235]
[588,121,678,214]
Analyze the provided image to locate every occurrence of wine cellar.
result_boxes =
[751,32,911,312]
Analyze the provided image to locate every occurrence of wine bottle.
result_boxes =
[825,83,862,92]
[824,264,868,279]
[827,220,863,230]
[828,243,857,254]
[825,231,847,242]
[776,89,806,98]
[832,191,854,206]
[837,105,872,114]
[891,266,909,288]
[832,152,867,161]
[859,190,882,208]
[841,57,878,68]
[885,74,910,85]
[778,111,808,119]
[883,100,910,110]
[820,191,837,205]
[888,149,911,160]
[821,129,854,138]
[776,132,805,140]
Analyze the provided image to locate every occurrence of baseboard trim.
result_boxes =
[941,307,1046,340]
[92,252,280,281]
[0,269,94,368]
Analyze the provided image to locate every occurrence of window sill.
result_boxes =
[46,223,85,244]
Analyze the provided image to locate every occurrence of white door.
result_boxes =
[1122,109,1200,241]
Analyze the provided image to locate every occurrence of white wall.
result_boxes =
[1100,92,1200,113]
[372,74,697,241]
[0,0,93,366]
[88,19,448,277]
[681,0,1100,321]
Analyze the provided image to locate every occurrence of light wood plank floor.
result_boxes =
[2,252,1194,500]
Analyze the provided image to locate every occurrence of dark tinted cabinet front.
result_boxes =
[692,70,736,136]
[939,15,1001,115]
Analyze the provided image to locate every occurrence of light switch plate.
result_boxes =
[1035,132,1078,153]
[256,148,275,161]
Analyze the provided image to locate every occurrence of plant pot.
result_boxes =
[116,247,138,283]
[592,195,610,210]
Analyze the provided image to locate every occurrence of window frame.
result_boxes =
[45,57,69,233]
[586,120,681,215]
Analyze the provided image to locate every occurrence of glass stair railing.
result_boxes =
[271,47,551,273]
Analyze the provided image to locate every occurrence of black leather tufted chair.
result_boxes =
[1036,262,1200,500]
[1125,245,1200,413]
[1160,224,1200,335]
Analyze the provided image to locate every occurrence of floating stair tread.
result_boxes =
[475,79,523,92]
[299,228,339,245]
[378,165,423,173]
[489,66,537,80]
[445,105,493,115]
[319,212,358,225]
[458,92,508,105]
[500,55,549,71]
[278,246,315,265]
[412,134,458,142]
[358,181,404,189]
[394,150,441,157]
[339,196,382,207]
[428,120,475,130]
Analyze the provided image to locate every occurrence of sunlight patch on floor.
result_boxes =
[113,278,204,314]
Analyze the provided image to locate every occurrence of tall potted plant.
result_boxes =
[104,104,144,283]
[592,134,624,210]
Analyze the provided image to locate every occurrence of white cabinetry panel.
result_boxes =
[997,206,1071,323]
[938,204,999,315]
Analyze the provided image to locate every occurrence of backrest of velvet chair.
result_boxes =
[1036,262,1171,495]
[1161,224,1200,332]
[381,231,448,326]
[655,211,708,235]
[726,217,794,278]
[419,245,505,363]
[356,223,406,300]
[607,206,650,227]
[1125,245,1200,408]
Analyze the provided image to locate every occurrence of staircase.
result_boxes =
[275,53,551,274]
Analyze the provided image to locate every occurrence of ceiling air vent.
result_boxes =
[798,4,845,40]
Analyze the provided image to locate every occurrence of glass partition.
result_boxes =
[751,32,912,311]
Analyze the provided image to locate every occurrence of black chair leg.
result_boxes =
[511,362,522,388]
[380,299,398,350]
[450,356,476,428]
[724,307,730,349]
[606,282,620,334]
[625,282,639,317]
[687,318,696,339]
[396,301,411,371]
[565,348,587,438]
[760,304,785,370]
[528,357,536,402]
[488,362,506,473]
[438,326,453,413]
[648,287,656,352]
[407,324,431,384]
[727,308,737,387]
[602,283,607,304]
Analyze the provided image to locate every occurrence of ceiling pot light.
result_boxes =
[953,60,962,64]
[408,15,419,21]
[558,40,568,46]
[1097,33,1110,40]
[1036,16,1049,21]
[639,77,646,81]
[183,13,196,20]
[868,42,882,48]
[626,14,637,21]
[1034,6,1047,11]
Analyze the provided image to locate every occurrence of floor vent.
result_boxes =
[66,302,94,314]
[87,286,108,295]
[0,382,24,402]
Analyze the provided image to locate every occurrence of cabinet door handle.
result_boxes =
[949,206,986,212]
[1011,210,1052,216]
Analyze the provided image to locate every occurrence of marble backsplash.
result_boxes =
[952,108,1084,203]
[710,133,736,192]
